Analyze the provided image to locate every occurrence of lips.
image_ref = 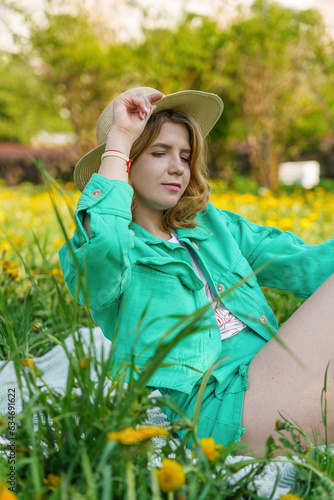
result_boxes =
[162,182,181,191]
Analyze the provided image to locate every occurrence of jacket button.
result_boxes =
[192,242,199,250]
[91,189,102,198]
[217,283,225,293]
[259,314,268,325]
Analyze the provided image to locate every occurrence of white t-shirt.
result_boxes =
[169,232,247,340]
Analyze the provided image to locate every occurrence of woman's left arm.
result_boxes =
[224,211,334,299]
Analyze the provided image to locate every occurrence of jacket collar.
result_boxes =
[130,222,212,245]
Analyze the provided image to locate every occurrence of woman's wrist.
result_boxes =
[105,127,135,157]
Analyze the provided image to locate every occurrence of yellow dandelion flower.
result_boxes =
[2,261,12,270]
[279,494,304,500]
[0,241,11,252]
[50,268,63,276]
[156,458,186,493]
[0,483,18,500]
[53,237,64,248]
[308,212,319,221]
[6,269,19,280]
[275,419,282,430]
[64,181,76,190]
[277,217,294,231]
[21,358,35,368]
[32,321,43,332]
[107,425,168,445]
[200,437,222,461]
[79,359,89,368]
[299,217,311,229]
[264,219,277,227]
[13,235,25,247]
[42,474,61,492]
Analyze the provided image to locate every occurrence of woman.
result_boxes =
[59,87,334,453]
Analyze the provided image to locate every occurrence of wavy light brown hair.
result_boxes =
[129,109,211,232]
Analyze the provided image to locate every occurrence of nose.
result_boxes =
[168,153,185,176]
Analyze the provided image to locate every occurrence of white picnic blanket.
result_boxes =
[0,327,303,498]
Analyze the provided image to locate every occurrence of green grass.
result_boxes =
[0,177,333,499]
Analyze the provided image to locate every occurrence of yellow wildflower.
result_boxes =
[2,261,12,270]
[308,212,319,221]
[264,219,276,227]
[277,217,294,231]
[200,437,222,461]
[42,474,61,492]
[0,483,18,499]
[64,181,76,190]
[79,359,89,368]
[32,321,43,332]
[279,494,304,500]
[21,358,35,368]
[107,425,168,445]
[6,269,19,280]
[299,217,311,229]
[156,458,186,492]
[53,237,64,248]
[0,241,11,253]
[50,268,63,276]
[275,419,285,430]
[13,235,25,247]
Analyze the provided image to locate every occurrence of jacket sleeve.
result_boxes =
[59,174,134,309]
[223,210,334,299]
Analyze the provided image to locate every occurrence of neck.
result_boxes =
[133,206,170,240]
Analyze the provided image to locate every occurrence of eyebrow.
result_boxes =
[150,142,191,153]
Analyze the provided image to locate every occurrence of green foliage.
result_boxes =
[0,52,70,143]
[28,13,134,148]
[2,1,334,188]
[216,0,334,188]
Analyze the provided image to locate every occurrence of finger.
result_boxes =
[144,96,152,115]
[148,92,163,105]
[131,94,151,115]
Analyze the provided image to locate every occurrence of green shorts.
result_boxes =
[157,327,267,447]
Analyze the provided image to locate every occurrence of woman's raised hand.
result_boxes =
[108,91,163,148]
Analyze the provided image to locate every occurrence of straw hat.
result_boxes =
[74,86,224,191]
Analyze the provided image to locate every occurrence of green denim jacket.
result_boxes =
[59,174,334,393]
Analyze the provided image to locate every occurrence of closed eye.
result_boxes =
[151,152,190,163]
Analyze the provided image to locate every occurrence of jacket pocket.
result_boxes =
[134,256,204,291]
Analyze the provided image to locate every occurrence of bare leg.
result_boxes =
[240,274,334,455]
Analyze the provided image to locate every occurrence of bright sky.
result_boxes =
[1,0,334,51]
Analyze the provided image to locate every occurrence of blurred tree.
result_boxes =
[0,52,71,143]
[215,0,334,188]
[29,13,113,151]
[9,0,334,188]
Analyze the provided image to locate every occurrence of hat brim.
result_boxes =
[74,89,224,191]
